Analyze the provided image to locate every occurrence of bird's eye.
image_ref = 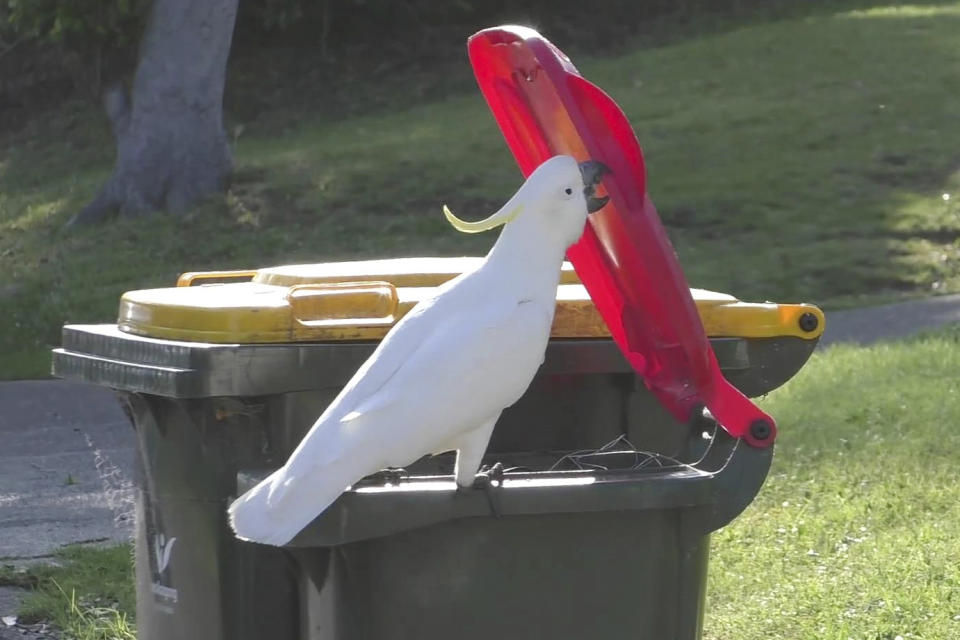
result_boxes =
[564,188,573,195]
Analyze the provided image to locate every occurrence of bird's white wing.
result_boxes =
[274,272,475,460]
[310,289,447,422]
[285,290,551,474]
[229,291,553,546]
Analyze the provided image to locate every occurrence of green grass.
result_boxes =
[0,545,135,639]
[706,327,960,639]
[4,329,958,638]
[3,2,960,378]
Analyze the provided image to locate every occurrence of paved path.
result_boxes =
[818,293,960,347]
[0,381,135,562]
[0,381,136,630]
[1,293,958,623]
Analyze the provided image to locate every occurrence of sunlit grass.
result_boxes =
[51,584,136,640]
[706,327,960,639]
[0,545,135,639]
[1,197,68,232]
[841,4,960,18]
[887,190,960,233]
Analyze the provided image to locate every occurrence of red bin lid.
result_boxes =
[468,25,776,447]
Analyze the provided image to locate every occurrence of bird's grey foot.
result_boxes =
[473,462,506,517]
[474,462,506,489]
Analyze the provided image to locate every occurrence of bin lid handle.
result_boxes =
[177,270,257,287]
[287,281,399,329]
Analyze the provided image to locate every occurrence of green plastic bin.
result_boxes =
[52,258,823,640]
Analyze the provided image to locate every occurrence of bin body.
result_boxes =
[295,512,711,639]
[125,393,299,640]
[54,325,805,640]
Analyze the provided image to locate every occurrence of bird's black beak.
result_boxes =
[579,160,611,213]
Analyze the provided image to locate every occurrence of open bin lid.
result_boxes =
[117,257,823,345]
[467,26,794,446]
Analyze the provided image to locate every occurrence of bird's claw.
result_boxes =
[472,462,506,517]
[473,462,506,489]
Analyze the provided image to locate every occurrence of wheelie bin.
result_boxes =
[52,257,824,639]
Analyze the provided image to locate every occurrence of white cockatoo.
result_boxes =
[228,154,610,546]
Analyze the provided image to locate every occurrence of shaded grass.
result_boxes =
[705,326,960,639]
[3,2,960,378]
[0,545,135,639]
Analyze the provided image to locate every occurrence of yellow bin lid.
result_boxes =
[118,258,825,344]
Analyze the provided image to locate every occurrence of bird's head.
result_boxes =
[444,155,610,248]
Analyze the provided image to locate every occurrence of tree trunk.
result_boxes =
[69,0,239,227]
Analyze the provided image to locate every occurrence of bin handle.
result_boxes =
[177,270,258,287]
[287,281,399,329]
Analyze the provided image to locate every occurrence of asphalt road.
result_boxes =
[817,293,960,347]
[0,381,135,562]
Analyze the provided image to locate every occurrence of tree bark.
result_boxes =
[69,0,239,227]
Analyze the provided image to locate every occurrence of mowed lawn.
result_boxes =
[706,328,960,639]
[1,3,959,378]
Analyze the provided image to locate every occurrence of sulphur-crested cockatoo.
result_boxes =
[228,155,610,546]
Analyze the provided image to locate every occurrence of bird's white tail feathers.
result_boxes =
[228,458,362,547]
